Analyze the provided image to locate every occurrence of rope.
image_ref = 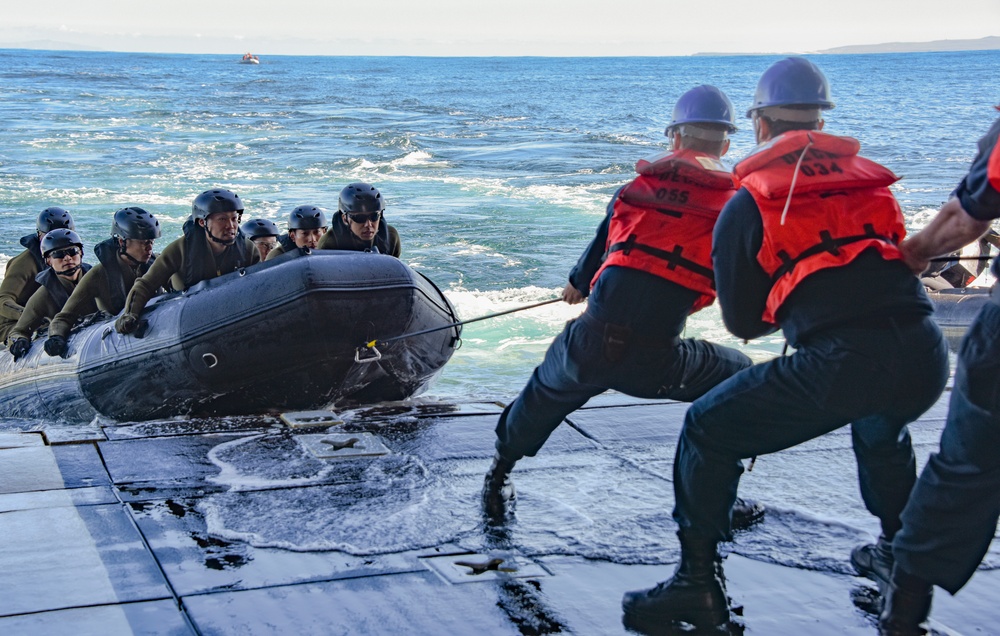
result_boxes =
[359,297,563,351]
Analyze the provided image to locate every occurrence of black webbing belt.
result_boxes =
[771,224,899,282]
[606,235,715,284]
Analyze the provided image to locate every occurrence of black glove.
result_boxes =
[115,313,139,335]
[44,335,68,358]
[9,337,31,361]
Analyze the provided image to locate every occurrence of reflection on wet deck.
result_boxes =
[0,396,996,634]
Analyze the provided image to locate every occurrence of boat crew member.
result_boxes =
[866,114,1000,636]
[7,229,93,361]
[115,188,259,335]
[265,205,329,261]
[621,58,949,632]
[0,207,75,344]
[317,183,401,257]
[45,207,162,357]
[241,218,281,261]
[482,86,756,526]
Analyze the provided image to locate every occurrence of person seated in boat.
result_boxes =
[7,229,93,361]
[115,188,259,335]
[44,207,163,358]
[0,207,75,345]
[317,183,401,257]
[241,218,281,261]
[265,205,329,261]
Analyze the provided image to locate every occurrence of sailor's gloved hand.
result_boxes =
[115,313,139,335]
[44,335,68,357]
[9,337,31,361]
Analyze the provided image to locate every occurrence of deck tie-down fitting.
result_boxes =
[454,558,517,575]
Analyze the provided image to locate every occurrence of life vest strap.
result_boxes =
[607,235,715,283]
[771,224,900,282]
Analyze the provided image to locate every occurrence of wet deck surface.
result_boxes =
[1,394,997,635]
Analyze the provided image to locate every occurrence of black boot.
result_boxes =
[622,531,729,632]
[730,497,765,531]
[482,453,516,524]
[851,535,894,592]
[878,566,932,636]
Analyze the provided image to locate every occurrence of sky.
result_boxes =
[1,0,999,56]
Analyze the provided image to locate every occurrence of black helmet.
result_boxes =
[338,183,385,215]
[112,207,162,241]
[41,229,84,258]
[241,218,281,238]
[37,207,75,233]
[288,205,328,230]
[192,188,244,221]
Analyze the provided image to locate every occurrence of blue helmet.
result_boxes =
[746,57,834,117]
[666,85,738,135]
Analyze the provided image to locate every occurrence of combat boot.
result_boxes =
[482,452,516,524]
[851,534,894,592]
[731,497,765,531]
[622,530,729,631]
[879,566,932,636]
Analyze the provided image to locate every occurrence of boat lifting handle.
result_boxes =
[355,345,382,364]
[202,353,219,368]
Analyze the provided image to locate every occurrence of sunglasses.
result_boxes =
[347,212,381,225]
[48,247,81,259]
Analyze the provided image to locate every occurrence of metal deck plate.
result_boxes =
[280,410,345,428]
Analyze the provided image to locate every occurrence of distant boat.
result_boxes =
[240,53,259,65]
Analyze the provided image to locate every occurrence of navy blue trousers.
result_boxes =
[895,302,1000,594]
[673,317,949,542]
[494,310,752,461]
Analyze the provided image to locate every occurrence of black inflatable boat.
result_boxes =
[928,286,990,350]
[0,250,460,422]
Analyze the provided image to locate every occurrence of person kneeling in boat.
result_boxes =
[317,183,401,257]
[265,205,329,261]
[0,207,75,345]
[45,207,163,357]
[482,86,757,527]
[7,230,93,361]
[241,218,281,261]
[115,188,259,335]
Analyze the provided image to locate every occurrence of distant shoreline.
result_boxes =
[695,35,1000,56]
[1,36,998,57]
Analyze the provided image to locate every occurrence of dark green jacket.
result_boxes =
[49,239,157,338]
[123,223,259,318]
[9,265,94,343]
[0,234,45,343]
[317,213,401,257]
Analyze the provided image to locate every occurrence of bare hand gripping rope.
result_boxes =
[355,297,563,363]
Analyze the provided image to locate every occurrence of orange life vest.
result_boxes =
[592,148,737,312]
[736,130,906,324]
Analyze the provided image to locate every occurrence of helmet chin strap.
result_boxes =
[206,228,236,245]
[56,264,81,277]
[118,240,146,268]
[202,222,236,246]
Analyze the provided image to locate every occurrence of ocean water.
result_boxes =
[1,48,998,406]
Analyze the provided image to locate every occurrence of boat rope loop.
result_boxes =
[356,297,562,362]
